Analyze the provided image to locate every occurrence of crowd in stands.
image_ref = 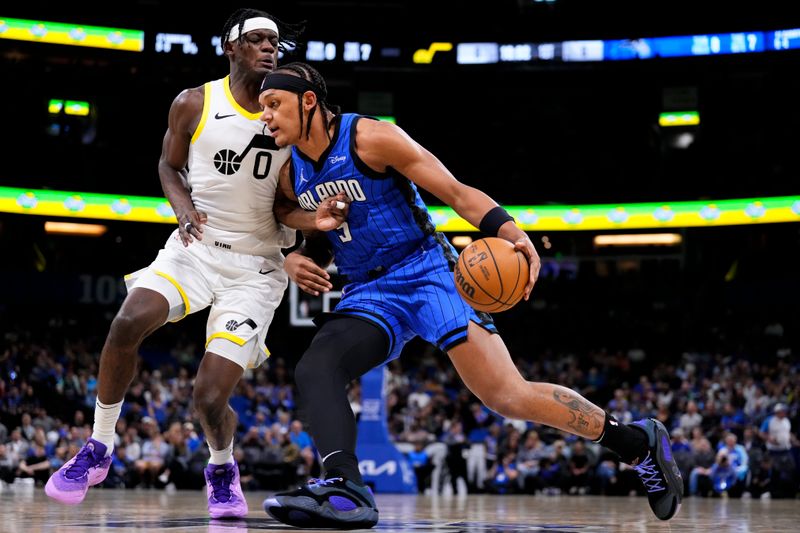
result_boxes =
[384,346,798,499]
[1,319,797,500]
[0,341,316,492]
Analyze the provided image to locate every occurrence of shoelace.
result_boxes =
[308,477,343,487]
[633,453,665,493]
[209,466,235,502]
[64,444,98,480]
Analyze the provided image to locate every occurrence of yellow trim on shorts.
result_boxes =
[205,335,271,368]
[190,82,212,144]
[247,345,271,369]
[123,273,133,280]
[205,331,247,348]
[223,75,262,120]
[153,270,190,321]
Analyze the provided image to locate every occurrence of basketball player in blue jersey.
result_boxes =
[45,10,346,519]
[258,63,683,529]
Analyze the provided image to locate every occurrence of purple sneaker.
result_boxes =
[45,438,112,505]
[205,461,248,519]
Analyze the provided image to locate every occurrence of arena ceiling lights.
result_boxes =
[593,233,682,247]
[2,187,798,231]
[44,221,107,236]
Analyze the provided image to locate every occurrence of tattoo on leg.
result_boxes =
[553,389,604,435]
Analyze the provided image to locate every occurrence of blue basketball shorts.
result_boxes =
[327,236,497,361]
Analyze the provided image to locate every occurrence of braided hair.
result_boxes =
[271,62,340,141]
[220,8,305,53]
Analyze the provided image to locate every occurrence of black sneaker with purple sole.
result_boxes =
[630,418,684,520]
[263,477,379,529]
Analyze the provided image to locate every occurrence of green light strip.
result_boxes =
[2,187,176,224]
[49,99,91,116]
[64,100,90,116]
[659,111,700,127]
[2,186,798,230]
[436,195,800,230]
[48,99,63,114]
[0,17,144,51]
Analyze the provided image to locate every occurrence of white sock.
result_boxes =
[91,399,122,456]
[208,439,234,465]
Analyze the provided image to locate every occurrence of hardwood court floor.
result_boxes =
[2,486,798,532]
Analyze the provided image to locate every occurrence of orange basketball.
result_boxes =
[454,237,529,313]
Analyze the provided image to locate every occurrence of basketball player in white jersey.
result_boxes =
[45,8,346,518]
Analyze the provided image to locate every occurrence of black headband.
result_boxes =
[260,73,327,100]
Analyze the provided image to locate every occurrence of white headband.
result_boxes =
[228,17,279,41]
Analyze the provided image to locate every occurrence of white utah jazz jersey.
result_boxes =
[187,76,294,258]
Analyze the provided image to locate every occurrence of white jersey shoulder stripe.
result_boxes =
[222,75,262,120]
[190,81,213,145]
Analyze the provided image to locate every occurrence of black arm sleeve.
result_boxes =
[297,230,334,267]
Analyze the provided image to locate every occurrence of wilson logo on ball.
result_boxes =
[454,264,476,299]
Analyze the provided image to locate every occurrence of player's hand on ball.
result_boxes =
[316,192,350,232]
[285,251,332,296]
[514,236,540,300]
[178,210,208,246]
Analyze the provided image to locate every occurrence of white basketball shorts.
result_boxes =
[124,230,288,370]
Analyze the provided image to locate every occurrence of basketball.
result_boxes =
[454,237,529,313]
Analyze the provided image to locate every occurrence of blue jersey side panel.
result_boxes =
[291,114,434,281]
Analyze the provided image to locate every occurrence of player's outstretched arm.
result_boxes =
[355,119,541,298]
[159,87,207,246]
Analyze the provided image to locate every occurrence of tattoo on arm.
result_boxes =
[552,389,604,436]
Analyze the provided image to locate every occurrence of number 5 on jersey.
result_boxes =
[336,222,352,243]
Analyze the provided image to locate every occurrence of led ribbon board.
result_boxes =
[3,188,176,223]
[659,111,699,127]
[49,99,91,116]
[0,17,144,51]
[2,187,798,231]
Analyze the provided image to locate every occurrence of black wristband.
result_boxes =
[479,206,515,236]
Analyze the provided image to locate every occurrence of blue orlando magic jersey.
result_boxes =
[292,114,436,282]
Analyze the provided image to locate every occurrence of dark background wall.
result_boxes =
[2,1,799,201]
[1,1,798,359]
